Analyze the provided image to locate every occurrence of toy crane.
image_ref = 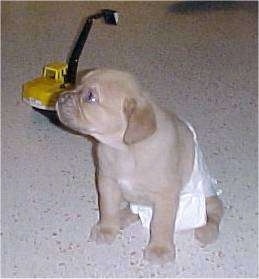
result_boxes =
[22,9,119,111]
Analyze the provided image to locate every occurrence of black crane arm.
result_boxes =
[64,9,119,85]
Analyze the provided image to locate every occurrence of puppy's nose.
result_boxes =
[58,92,72,104]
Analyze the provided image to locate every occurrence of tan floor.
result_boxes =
[1,1,258,277]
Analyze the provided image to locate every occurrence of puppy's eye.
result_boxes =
[82,88,98,104]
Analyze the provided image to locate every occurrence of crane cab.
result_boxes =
[22,62,70,110]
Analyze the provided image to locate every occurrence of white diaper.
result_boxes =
[130,122,221,232]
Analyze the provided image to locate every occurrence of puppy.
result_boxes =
[56,69,223,264]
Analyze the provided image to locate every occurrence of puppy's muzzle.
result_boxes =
[56,92,77,113]
[58,92,73,105]
[56,91,78,126]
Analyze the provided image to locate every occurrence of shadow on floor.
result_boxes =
[169,1,258,14]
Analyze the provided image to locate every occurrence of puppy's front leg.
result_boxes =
[144,195,179,264]
[90,175,121,244]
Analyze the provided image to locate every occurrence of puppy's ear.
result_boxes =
[123,98,157,145]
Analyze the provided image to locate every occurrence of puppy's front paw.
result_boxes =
[144,244,176,265]
[89,222,119,244]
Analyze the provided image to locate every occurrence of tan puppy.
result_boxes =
[56,69,223,264]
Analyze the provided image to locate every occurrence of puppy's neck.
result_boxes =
[91,132,128,151]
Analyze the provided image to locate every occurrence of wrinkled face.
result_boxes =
[56,70,132,144]
[56,69,157,147]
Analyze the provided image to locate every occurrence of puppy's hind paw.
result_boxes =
[120,208,140,229]
[89,223,119,244]
[144,244,175,265]
[194,222,219,247]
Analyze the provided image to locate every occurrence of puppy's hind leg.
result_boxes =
[195,196,224,246]
[119,205,140,229]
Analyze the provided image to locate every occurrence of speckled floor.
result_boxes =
[1,1,258,278]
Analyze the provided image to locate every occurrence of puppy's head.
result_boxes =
[56,69,156,147]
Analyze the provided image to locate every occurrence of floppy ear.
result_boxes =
[123,98,157,145]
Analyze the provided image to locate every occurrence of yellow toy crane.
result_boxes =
[22,9,119,111]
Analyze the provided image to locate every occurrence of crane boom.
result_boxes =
[65,9,119,85]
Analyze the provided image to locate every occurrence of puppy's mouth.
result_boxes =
[56,93,84,130]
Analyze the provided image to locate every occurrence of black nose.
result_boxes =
[59,92,72,104]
